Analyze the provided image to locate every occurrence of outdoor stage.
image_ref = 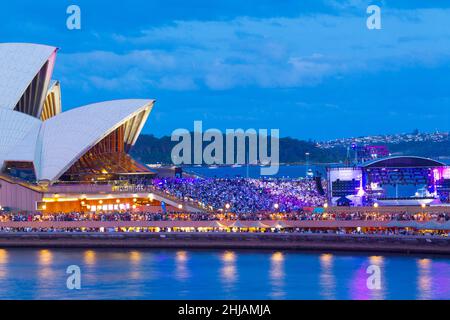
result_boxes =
[327,156,450,207]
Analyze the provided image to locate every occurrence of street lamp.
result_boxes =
[273,203,279,210]
[305,152,310,178]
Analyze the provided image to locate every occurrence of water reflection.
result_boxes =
[129,251,142,280]
[0,249,8,280]
[38,249,54,280]
[130,251,142,265]
[368,256,385,300]
[36,249,56,298]
[270,252,285,299]
[0,248,446,299]
[417,258,432,300]
[84,250,96,266]
[351,256,385,300]
[0,249,8,263]
[175,250,189,281]
[220,251,237,293]
[369,256,384,265]
[39,249,53,266]
[319,253,336,300]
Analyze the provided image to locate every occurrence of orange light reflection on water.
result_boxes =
[270,252,285,299]
[319,253,336,300]
[417,258,432,300]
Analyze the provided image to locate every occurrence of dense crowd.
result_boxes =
[1,210,449,223]
[0,211,216,222]
[315,211,450,223]
[0,226,447,237]
[152,177,326,213]
[0,209,449,237]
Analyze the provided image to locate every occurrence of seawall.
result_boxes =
[0,232,448,255]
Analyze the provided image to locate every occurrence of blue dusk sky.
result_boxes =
[1,0,449,140]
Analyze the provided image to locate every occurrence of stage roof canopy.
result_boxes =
[362,156,446,169]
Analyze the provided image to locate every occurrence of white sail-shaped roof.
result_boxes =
[38,99,154,182]
[0,43,57,112]
[0,109,42,167]
[41,80,62,120]
[0,43,156,185]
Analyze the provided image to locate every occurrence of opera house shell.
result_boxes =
[0,43,154,185]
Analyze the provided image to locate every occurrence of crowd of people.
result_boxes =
[0,211,217,222]
[0,226,447,237]
[152,177,327,213]
[0,177,449,238]
[0,209,449,224]
[0,209,449,238]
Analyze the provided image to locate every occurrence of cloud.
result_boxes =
[56,7,450,92]
[326,0,382,10]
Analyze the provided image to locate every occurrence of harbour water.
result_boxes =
[184,160,450,179]
[185,164,326,179]
[0,248,448,300]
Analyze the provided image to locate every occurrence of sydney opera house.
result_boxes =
[0,43,172,212]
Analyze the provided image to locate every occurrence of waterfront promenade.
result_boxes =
[0,219,448,229]
[0,210,449,254]
[1,198,450,254]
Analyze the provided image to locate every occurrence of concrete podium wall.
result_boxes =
[0,177,43,211]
